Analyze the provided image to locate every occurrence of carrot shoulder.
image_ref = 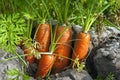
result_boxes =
[72,32,90,62]
[52,26,72,73]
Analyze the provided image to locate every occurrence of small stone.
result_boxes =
[115,61,120,69]
[102,51,110,57]
[72,25,82,33]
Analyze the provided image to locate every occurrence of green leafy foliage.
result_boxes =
[24,0,52,24]
[74,0,114,33]
[104,0,120,27]
[106,0,120,14]
[95,73,115,80]
[0,13,27,53]
[51,0,75,25]
[104,19,120,30]
[0,0,35,14]
[6,68,30,80]
[6,68,19,77]
[105,73,115,80]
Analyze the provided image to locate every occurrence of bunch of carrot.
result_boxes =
[31,23,91,79]
[20,22,90,79]
[22,0,91,79]
[34,23,73,78]
[19,0,113,79]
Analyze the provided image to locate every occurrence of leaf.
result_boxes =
[105,73,115,80]
[22,73,30,80]
[0,14,27,53]
[6,68,19,77]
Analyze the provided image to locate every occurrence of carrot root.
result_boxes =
[35,54,54,78]
[52,26,72,73]
[72,32,90,64]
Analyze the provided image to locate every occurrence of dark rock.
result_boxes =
[25,63,37,77]
[93,32,120,79]
[50,69,93,80]
[86,27,120,79]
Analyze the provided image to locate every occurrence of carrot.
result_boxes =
[52,26,72,73]
[35,54,54,78]
[35,23,51,64]
[34,23,54,78]
[23,47,35,64]
[35,23,50,52]
[71,0,110,65]
[72,32,90,63]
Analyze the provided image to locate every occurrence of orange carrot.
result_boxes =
[34,23,54,78]
[35,54,54,78]
[72,32,90,63]
[35,23,50,52]
[23,47,35,64]
[52,26,72,73]
[35,23,51,64]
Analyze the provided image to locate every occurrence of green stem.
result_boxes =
[0,53,28,63]
[10,0,15,13]
[29,20,33,39]
[27,19,30,39]
[25,0,41,19]
[2,0,6,13]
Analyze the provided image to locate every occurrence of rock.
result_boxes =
[90,26,120,47]
[0,47,35,80]
[72,25,82,33]
[93,33,120,79]
[99,26,120,38]
[0,50,22,80]
[25,63,37,77]
[50,69,93,80]
[86,26,120,79]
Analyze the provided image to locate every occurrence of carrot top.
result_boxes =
[74,0,114,33]
[51,0,75,25]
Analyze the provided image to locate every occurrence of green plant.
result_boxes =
[0,13,28,65]
[92,0,120,35]
[51,0,75,25]
[106,0,120,14]
[95,73,115,80]
[72,60,85,72]
[74,0,113,33]
[6,68,30,80]
[6,68,20,80]
[105,73,115,80]
[0,13,27,53]
[25,0,52,24]
[104,19,120,30]
[92,14,107,36]
[71,0,114,72]
[104,0,120,27]
[0,0,35,14]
